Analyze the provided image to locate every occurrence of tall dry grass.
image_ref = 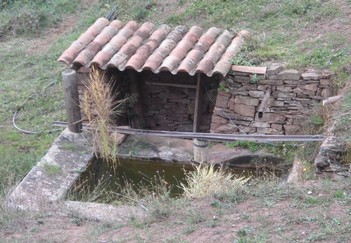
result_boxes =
[181,163,250,199]
[82,66,126,166]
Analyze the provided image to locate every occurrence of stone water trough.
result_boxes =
[7,128,287,222]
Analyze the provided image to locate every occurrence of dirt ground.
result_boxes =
[2,0,351,242]
[2,177,351,242]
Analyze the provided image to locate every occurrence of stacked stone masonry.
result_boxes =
[210,63,333,135]
[141,72,218,132]
[76,70,218,132]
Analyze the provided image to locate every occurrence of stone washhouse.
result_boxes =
[58,18,334,136]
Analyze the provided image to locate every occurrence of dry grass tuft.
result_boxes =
[82,66,126,166]
[181,163,250,199]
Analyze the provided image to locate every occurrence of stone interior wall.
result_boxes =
[76,69,130,125]
[141,72,218,132]
[76,70,219,132]
[210,64,334,135]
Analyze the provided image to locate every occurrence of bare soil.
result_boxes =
[2,177,351,242]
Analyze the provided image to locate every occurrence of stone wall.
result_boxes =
[142,72,218,132]
[210,64,334,135]
[76,70,219,132]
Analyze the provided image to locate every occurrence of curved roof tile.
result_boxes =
[57,18,249,77]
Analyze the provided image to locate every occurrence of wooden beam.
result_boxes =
[127,70,145,129]
[62,69,82,133]
[193,73,202,132]
[145,81,197,89]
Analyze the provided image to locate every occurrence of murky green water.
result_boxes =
[68,157,284,203]
[68,158,195,202]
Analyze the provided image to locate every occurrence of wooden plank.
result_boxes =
[62,69,82,133]
[145,81,197,89]
[193,73,202,132]
[231,65,267,75]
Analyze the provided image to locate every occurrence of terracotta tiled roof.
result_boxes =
[58,18,250,77]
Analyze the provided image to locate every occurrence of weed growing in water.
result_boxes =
[82,66,126,167]
[114,171,173,222]
[180,163,250,199]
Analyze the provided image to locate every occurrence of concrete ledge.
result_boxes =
[7,129,93,211]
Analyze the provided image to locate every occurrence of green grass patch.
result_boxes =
[0,0,80,39]
[43,162,61,176]
[0,0,108,194]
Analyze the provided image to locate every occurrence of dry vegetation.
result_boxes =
[82,66,126,166]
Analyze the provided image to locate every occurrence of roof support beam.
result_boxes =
[128,70,145,129]
[193,73,203,132]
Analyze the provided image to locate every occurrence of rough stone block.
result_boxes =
[215,93,230,108]
[283,80,299,85]
[215,124,239,134]
[257,112,286,123]
[271,70,301,80]
[259,79,283,85]
[294,87,316,97]
[301,72,322,80]
[284,124,301,135]
[249,90,264,98]
[271,124,283,131]
[217,90,231,97]
[110,132,127,146]
[266,63,284,76]
[234,76,252,82]
[274,91,296,99]
[257,85,269,91]
[270,100,284,107]
[228,97,235,110]
[210,122,222,131]
[213,108,254,121]
[299,83,318,92]
[239,126,257,133]
[276,86,292,92]
[229,90,249,96]
[234,95,259,106]
[234,103,255,117]
[211,115,227,124]
[257,127,273,134]
[252,121,270,128]
[320,79,330,86]
[230,120,251,126]
[321,88,332,98]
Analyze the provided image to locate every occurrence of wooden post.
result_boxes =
[63,69,82,133]
[193,73,202,132]
[127,70,145,129]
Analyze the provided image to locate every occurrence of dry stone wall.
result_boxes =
[142,72,218,132]
[210,64,333,135]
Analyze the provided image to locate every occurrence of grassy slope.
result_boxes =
[0,0,351,240]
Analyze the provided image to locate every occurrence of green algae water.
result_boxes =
[68,157,195,202]
[68,157,285,203]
